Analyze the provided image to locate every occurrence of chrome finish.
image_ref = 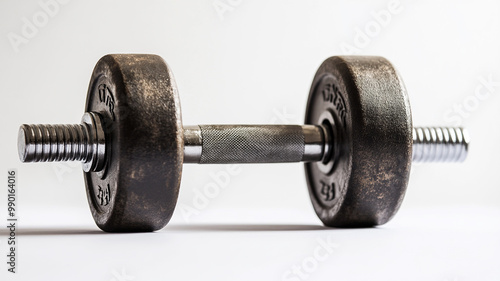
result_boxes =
[81,112,106,172]
[412,127,469,162]
[183,125,203,163]
[18,112,106,172]
[183,124,325,164]
[302,125,325,162]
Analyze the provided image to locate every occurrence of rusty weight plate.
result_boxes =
[84,54,183,232]
[305,56,413,227]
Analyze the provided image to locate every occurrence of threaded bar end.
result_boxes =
[412,127,469,162]
[18,124,94,163]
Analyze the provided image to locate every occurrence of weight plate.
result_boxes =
[305,56,413,227]
[84,54,183,232]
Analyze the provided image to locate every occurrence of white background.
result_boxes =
[0,0,499,280]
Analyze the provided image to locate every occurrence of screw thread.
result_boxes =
[412,127,469,163]
[18,124,95,163]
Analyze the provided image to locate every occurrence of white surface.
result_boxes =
[0,0,499,279]
[0,206,499,280]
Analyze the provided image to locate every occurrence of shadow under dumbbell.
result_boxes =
[1,225,376,235]
[164,224,333,232]
[9,228,105,236]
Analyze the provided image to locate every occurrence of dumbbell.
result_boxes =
[18,54,469,232]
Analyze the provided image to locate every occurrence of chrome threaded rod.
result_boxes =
[18,124,93,162]
[17,112,469,169]
[412,127,469,163]
[18,112,106,172]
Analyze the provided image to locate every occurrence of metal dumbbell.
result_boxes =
[18,54,469,232]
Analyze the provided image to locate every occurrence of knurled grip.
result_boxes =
[198,125,306,163]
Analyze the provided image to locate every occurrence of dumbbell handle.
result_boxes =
[183,125,327,163]
[18,115,469,168]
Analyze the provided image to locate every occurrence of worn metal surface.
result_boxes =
[84,54,183,232]
[304,56,413,227]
